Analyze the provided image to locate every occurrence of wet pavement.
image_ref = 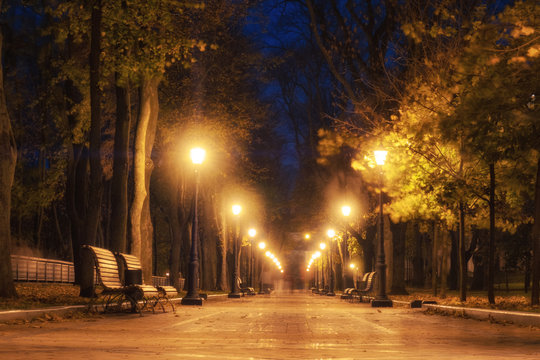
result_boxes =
[0,291,539,359]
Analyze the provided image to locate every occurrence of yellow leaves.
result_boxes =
[510,25,535,38]
[351,159,367,172]
[487,56,500,65]
[527,44,540,58]
[508,56,527,64]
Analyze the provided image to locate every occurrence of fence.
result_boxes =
[11,255,171,287]
[11,255,75,283]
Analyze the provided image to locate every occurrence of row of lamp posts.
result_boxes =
[307,150,392,307]
[181,147,273,306]
[183,146,391,306]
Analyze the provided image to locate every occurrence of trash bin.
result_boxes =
[177,276,185,290]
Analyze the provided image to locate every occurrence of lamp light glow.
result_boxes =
[232,204,242,215]
[342,205,351,217]
[248,228,257,237]
[374,150,388,166]
[320,243,326,250]
[258,242,266,250]
[190,147,206,164]
[327,229,336,238]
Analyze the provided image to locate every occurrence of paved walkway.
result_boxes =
[0,291,539,359]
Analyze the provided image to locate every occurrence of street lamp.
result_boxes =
[305,233,311,240]
[229,204,242,298]
[372,149,393,307]
[327,229,336,296]
[258,241,266,294]
[181,147,206,306]
[341,205,351,217]
[248,228,256,288]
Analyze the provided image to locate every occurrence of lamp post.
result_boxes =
[372,150,393,307]
[229,204,242,298]
[327,229,336,296]
[181,147,206,306]
[258,241,266,294]
[248,228,256,288]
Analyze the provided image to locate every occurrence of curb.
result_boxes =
[423,303,540,327]
[0,305,88,322]
[392,299,540,327]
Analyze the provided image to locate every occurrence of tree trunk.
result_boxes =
[487,163,496,304]
[389,220,408,294]
[361,224,376,273]
[109,74,131,253]
[0,17,18,298]
[84,0,103,251]
[459,201,467,301]
[168,172,188,291]
[432,223,438,296]
[531,156,540,305]
[412,222,424,288]
[130,76,160,283]
[214,202,228,291]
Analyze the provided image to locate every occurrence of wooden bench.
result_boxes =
[236,277,256,296]
[351,272,376,302]
[340,288,356,300]
[82,245,160,315]
[115,252,178,312]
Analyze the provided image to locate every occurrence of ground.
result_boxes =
[0,291,539,359]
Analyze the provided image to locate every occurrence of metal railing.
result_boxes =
[12,255,172,287]
[11,255,75,283]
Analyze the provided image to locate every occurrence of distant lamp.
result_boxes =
[248,228,257,237]
[374,150,388,166]
[319,242,326,250]
[190,147,206,165]
[341,205,351,217]
[327,229,336,238]
[232,204,242,216]
[258,242,266,250]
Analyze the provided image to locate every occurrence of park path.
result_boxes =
[0,291,539,359]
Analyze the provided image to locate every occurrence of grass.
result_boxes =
[0,283,92,310]
[0,283,232,311]
[391,287,540,314]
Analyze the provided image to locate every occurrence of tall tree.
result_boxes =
[0,0,17,298]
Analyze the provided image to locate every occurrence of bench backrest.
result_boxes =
[116,253,142,271]
[364,272,376,290]
[83,245,122,290]
[361,272,370,282]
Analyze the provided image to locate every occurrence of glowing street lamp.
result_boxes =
[305,233,311,240]
[372,149,392,307]
[341,205,351,217]
[374,150,388,166]
[229,204,242,298]
[181,147,206,306]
